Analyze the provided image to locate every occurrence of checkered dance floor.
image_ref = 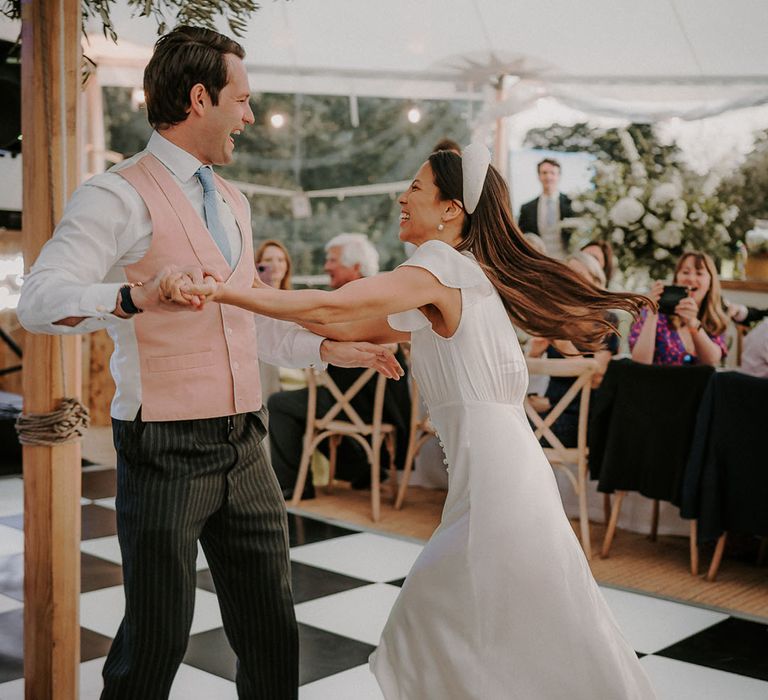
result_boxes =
[0,470,767,699]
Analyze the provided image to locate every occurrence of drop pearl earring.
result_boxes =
[437,222,445,231]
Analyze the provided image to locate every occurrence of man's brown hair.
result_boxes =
[143,25,246,130]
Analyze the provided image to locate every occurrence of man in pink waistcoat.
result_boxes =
[17,25,400,700]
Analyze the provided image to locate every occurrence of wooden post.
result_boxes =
[21,0,82,698]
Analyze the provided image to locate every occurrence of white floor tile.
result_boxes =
[79,535,122,565]
[641,655,768,700]
[290,532,422,582]
[93,496,116,510]
[0,592,22,613]
[0,477,23,517]
[80,535,209,570]
[599,587,728,654]
[300,663,384,700]
[0,524,24,556]
[294,583,400,646]
[80,585,222,638]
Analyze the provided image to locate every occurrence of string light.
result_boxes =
[269,112,286,128]
[407,106,422,124]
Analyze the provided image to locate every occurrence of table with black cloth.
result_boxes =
[680,371,768,544]
[588,359,715,503]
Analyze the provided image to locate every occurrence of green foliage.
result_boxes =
[716,129,768,242]
[1,0,260,38]
[102,87,470,274]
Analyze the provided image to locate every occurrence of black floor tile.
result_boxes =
[287,513,357,547]
[386,577,405,588]
[291,562,370,604]
[81,504,117,540]
[0,608,23,683]
[0,553,23,602]
[81,469,116,500]
[81,627,112,662]
[81,552,123,593]
[0,514,22,530]
[657,617,768,681]
[184,627,236,681]
[298,623,375,686]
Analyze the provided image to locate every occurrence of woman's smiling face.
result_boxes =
[675,254,711,307]
[397,161,445,245]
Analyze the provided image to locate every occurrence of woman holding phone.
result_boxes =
[255,239,293,290]
[630,251,729,366]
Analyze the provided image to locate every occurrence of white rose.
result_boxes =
[670,200,688,222]
[630,162,648,181]
[628,186,644,199]
[723,205,739,226]
[714,224,730,243]
[609,197,645,227]
[649,183,681,211]
[635,231,648,245]
[652,222,683,248]
[571,199,584,213]
[611,228,625,245]
[642,213,662,231]
[653,247,671,260]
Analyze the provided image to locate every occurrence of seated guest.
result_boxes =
[581,239,615,286]
[725,300,768,327]
[255,238,292,289]
[255,239,295,400]
[527,251,618,447]
[740,318,768,377]
[268,233,411,498]
[630,251,728,367]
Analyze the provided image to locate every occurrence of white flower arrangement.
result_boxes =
[573,130,738,279]
[746,222,768,255]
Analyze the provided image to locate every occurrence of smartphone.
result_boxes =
[256,263,272,284]
[658,284,689,315]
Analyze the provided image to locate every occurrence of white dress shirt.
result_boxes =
[741,318,768,378]
[17,131,325,420]
[537,193,564,259]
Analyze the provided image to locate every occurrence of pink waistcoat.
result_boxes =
[118,154,262,421]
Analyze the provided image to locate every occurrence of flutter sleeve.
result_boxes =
[387,239,494,332]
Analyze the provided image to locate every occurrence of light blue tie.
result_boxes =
[195,166,232,265]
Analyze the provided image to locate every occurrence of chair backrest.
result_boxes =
[303,366,388,435]
[524,356,598,466]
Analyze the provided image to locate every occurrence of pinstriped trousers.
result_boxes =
[102,409,298,699]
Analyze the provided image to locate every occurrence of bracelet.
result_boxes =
[118,282,144,315]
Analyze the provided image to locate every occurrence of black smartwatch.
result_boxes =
[118,282,144,315]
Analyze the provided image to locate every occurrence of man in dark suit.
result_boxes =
[268,234,412,498]
[517,157,574,259]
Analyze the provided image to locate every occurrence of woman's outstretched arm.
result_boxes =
[178,266,451,330]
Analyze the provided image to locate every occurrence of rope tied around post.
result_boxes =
[14,334,90,446]
[15,397,90,446]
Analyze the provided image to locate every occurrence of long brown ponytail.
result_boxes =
[428,150,650,352]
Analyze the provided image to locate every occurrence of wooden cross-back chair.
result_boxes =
[394,374,437,510]
[290,366,397,521]
[524,356,598,560]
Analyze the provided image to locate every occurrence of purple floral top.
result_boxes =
[629,309,728,366]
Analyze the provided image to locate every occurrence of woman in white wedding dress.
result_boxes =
[172,145,656,699]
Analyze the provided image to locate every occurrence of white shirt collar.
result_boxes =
[147,130,205,183]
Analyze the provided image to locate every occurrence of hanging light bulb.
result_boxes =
[269,112,286,128]
[407,106,422,124]
[130,88,145,111]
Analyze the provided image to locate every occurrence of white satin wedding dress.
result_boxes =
[370,240,655,699]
